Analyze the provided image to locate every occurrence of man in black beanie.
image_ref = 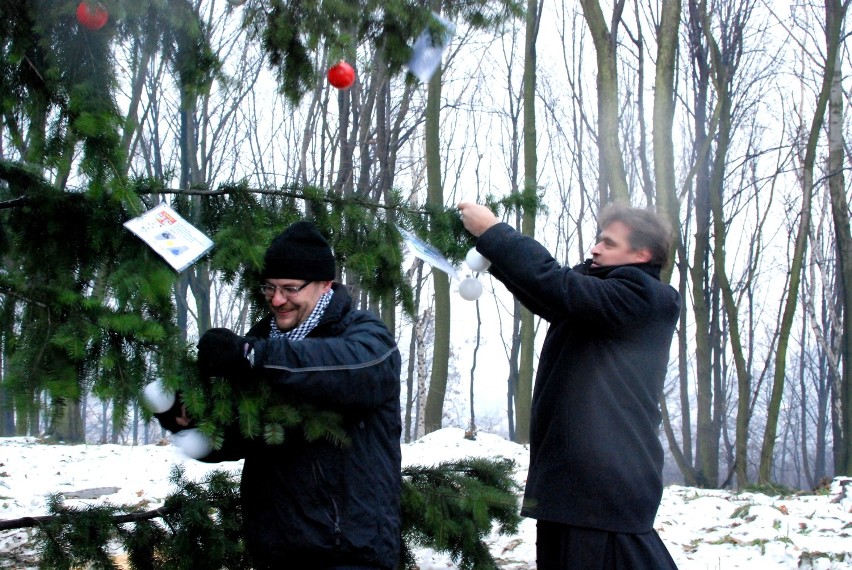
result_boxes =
[156,221,403,570]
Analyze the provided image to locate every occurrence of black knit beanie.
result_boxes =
[262,221,335,280]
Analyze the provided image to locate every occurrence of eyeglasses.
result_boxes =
[259,281,312,298]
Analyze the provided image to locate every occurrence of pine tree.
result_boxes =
[0,0,525,482]
[1,2,527,567]
[5,458,520,569]
[0,1,219,440]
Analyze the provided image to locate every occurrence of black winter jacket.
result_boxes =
[476,223,680,534]
[201,284,402,568]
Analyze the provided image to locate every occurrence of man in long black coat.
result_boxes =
[458,201,680,570]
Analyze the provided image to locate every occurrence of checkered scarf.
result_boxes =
[268,289,334,342]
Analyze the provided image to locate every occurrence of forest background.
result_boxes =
[1,0,851,495]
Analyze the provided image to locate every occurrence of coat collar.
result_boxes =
[574,259,662,280]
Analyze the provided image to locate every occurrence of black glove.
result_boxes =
[198,328,255,379]
[153,392,192,433]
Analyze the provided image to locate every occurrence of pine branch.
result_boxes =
[2,459,521,569]
[0,188,420,215]
[400,457,522,570]
[0,197,27,210]
[155,186,422,215]
[0,505,176,531]
[0,285,48,308]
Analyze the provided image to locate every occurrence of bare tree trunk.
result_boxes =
[579,0,629,203]
[514,0,542,445]
[650,0,697,486]
[131,402,139,446]
[0,352,14,436]
[506,300,521,442]
[704,26,752,488]
[661,205,700,485]
[802,229,837,486]
[653,0,682,260]
[14,394,28,437]
[824,8,852,474]
[759,0,844,484]
[686,0,717,488]
[797,311,814,488]
[467,297,483,437]
[404,261,425,443]
[120,32,157,164]
[51,398,84,443]
[177,93,212,338]
[415,308,433,439]
[101,400,108,444]
[423,0,451,434]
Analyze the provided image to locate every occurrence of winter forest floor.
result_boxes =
[0,429,850,569]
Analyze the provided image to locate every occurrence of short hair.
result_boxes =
[598,202,673,267]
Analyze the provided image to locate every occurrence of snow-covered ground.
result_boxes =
[0,428,849,569]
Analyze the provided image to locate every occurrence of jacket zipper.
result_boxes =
[317,459,342,547]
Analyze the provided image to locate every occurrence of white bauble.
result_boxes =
[458,277,483,301]
[465,248,491,272]
[142,380,176,413]
[174,429,213,459]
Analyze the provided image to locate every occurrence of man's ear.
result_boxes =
[635,248,653,263]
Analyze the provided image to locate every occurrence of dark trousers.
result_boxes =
[536,520,679,570]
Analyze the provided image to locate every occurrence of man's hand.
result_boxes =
[457,202,499,237]
[198,328,254,379]
[153,395,192,433]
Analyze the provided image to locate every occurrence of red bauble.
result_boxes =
[76,1,108,31]
[327,61,356,90]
